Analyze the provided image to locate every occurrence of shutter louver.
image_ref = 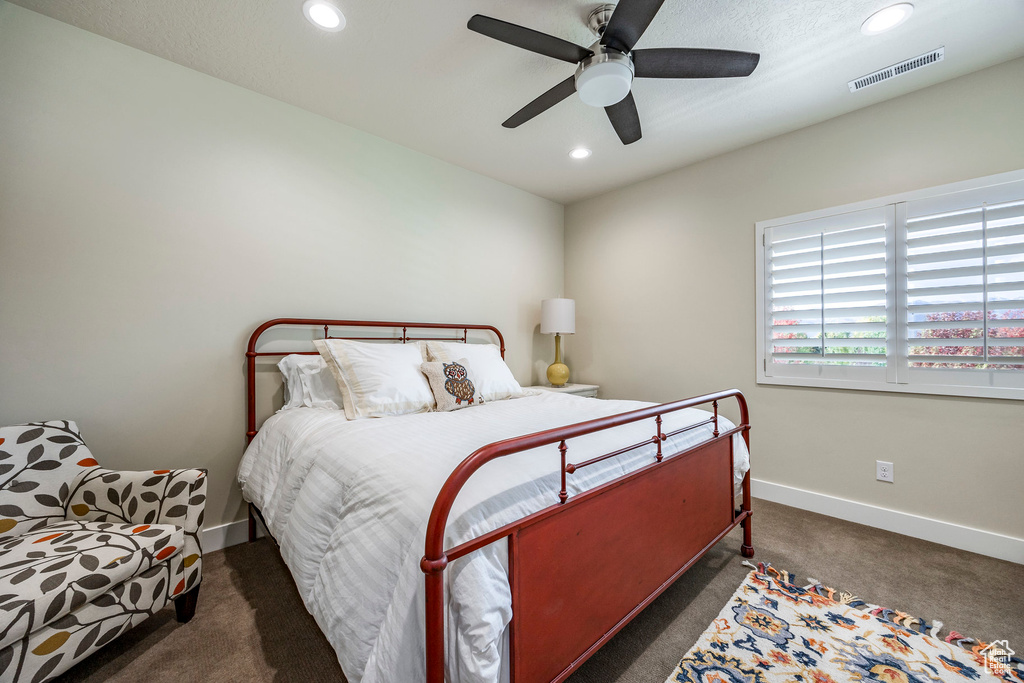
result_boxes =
[768,208,888,368]
[905,199,1024,370]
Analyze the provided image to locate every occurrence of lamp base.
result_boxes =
[546,362,570,387]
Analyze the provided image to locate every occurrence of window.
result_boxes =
[756,170,1024,400]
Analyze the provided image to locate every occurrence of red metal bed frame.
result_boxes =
[245,318,752,683]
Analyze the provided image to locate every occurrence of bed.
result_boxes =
[238,318,753,683]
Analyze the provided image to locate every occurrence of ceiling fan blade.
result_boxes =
[503,76,577,128]
[601,0,666,54]
[632,48,760,79]
[468,15,592,64]
[605,92,642,145]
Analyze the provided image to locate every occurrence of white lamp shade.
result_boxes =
[541,298,575,334]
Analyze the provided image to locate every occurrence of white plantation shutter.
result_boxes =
[905,187,1024,377]
[765,206,890,379]
[905,206,986,366]
[757,170,1024,399]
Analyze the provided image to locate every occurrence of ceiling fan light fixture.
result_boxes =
[569,147,592,159]
[861,3,913,35]
[303,0,346,32]
[469,0,760,146]
[575,51,634,108]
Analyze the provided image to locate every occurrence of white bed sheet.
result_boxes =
[237,391,749,683]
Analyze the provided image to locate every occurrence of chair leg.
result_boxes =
[174,585,200,624]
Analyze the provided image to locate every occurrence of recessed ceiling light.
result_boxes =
[861,3,913,35]
[569,147,592,160]
[303,0,346,32]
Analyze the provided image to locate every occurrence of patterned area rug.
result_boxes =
[665,562,1022,683]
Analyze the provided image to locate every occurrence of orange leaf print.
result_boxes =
[173,579,185,595]
[132,525,150,534]
[153,470,170,474]
[156,546,177,561]
[0,438,4,446]
[32,533,62,544]
[77,458,98,467]
[32,631,70,655]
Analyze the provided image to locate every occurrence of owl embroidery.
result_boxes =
[443,361,475,405]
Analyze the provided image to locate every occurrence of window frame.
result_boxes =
[755,169,1024,401]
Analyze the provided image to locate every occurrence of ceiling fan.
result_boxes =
[468,0,760,145]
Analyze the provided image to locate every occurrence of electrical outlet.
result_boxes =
[876,460,894,483]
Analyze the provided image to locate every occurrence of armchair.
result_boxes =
[0,421,206,682]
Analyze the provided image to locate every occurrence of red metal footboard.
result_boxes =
[421,390,752,683]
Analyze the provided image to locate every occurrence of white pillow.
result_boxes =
[277,355,345,411]
[425,342,523,402]
[314,339,434,419]
[278,355,307,410]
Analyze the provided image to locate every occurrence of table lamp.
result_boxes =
[541,298,575,387]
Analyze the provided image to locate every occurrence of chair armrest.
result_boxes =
[65,468,207,599]
[66,468,207,532]
[66,468,207,576]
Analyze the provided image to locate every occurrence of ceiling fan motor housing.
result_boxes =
[588,4,618,36]
[575,46,635,107]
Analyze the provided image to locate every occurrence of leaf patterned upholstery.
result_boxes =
[65,467,205,599]
[10,563,173,682]
[0,422,207,682]
[0,520,182,650]
[0,422,98,540]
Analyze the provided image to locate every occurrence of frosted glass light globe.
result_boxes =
[576,61,633,107]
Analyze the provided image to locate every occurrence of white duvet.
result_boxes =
[237,390,749,683]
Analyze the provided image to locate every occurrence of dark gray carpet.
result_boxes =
[54,499,1023,682]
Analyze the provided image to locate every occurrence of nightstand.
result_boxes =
[531,383,599,398]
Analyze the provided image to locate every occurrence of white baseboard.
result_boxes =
[201,518,264,553]
[751,478,1024,565]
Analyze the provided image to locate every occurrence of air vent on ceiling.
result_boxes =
[848,47,945,92]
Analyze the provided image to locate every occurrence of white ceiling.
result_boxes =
[9,0,1024,204]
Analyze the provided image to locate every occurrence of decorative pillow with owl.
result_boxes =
[420,358,483,412]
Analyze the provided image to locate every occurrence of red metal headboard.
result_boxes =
[245,318,505,443]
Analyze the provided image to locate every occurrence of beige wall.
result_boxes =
[0,4,563,530]
[565,57,1024,539]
